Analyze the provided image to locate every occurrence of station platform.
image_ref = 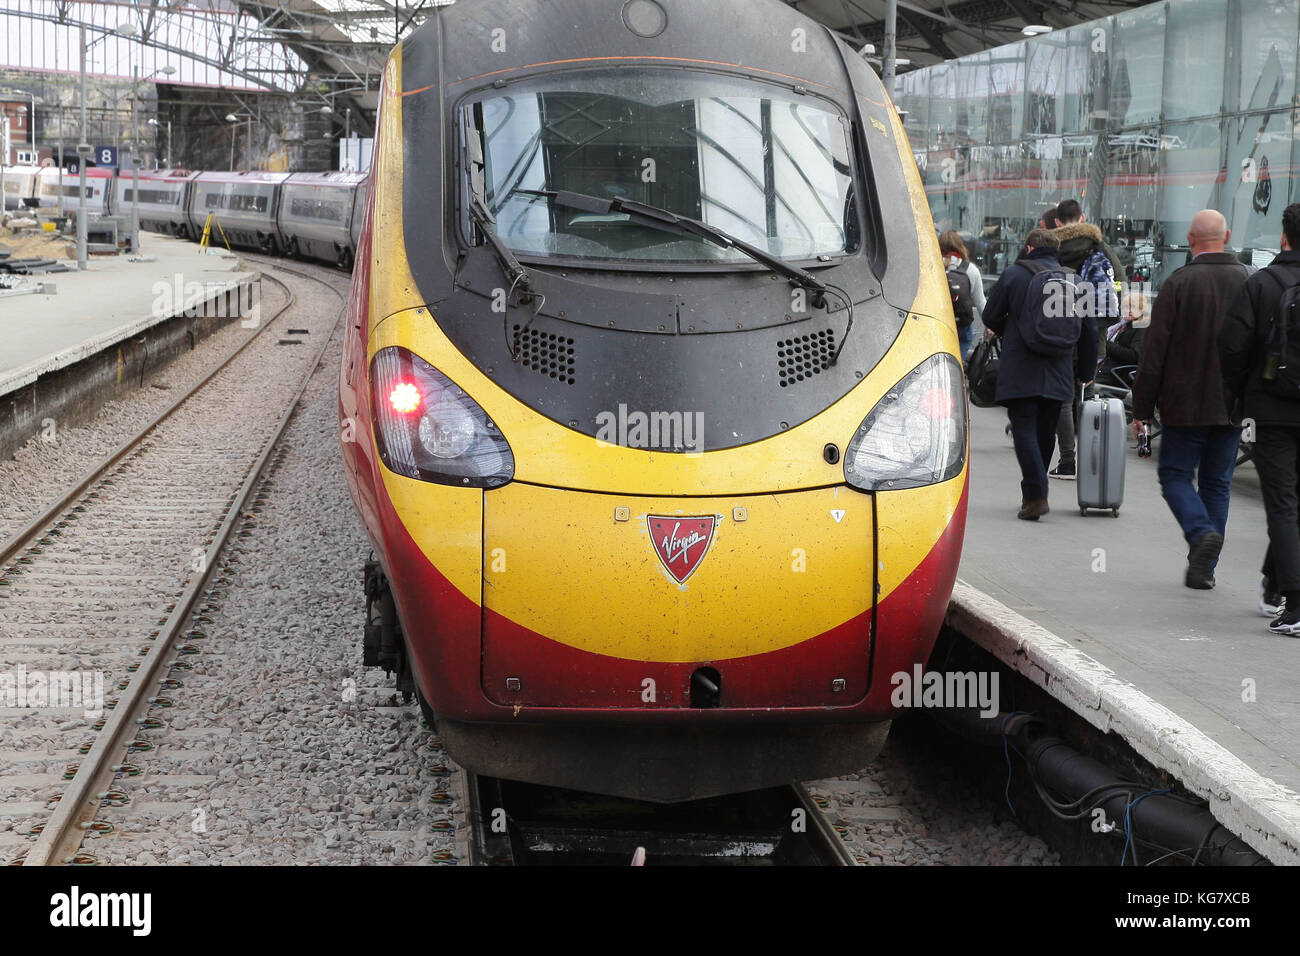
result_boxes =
[0,232,255,458]
[955,403,1300,863]
[0,233,252,397]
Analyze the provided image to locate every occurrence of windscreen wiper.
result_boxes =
[515,188,831,296]
[468,193,542,308]
[515,188,855,363]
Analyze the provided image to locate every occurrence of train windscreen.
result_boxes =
[461,69,861,265]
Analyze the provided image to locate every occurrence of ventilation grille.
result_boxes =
[512,326,576,385]
[777,329,835,387]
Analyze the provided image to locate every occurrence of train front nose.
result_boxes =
[479,483,875,710]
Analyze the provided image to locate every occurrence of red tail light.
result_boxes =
[389,381,422,414]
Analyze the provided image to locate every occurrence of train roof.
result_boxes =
[402,0,871,108]
[194,170,292,185]
[37,165,112,178]
[283,171,367,187]
[134,169,202,182]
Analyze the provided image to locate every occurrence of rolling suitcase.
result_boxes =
[1077,387,1125,517]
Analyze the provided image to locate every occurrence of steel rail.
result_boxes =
[21,263,348,866]
[0,270,287,569]
[464,772,858,867]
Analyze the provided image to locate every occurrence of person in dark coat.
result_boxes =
[983,229,1098,521]
[1047,199,1125,480]
[1219,202,1300,633]
[1133,209,1250,590]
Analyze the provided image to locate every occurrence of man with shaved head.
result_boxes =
[1134,209,1251,589]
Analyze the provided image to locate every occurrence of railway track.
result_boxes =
[463,773,856,866]
[0,259,348,866]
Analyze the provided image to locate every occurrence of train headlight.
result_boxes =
[844,353,966,491]
[370,346,514,488]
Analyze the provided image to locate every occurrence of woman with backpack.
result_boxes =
[940,230,985,361]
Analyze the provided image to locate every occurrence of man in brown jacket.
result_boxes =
[1133,210,1251,589]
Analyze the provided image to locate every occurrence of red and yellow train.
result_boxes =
[339,0,967,801]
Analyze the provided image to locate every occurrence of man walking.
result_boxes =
[1047,198,1124,479]
[983,229,1097,520]
[1220,202,1300,633]
[1133,210,1249,589]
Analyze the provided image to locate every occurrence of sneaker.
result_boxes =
[1260,580,1285,618]
[1017,498,1050,521]
[1049,463,1076,480]
[1268,606,1300,636]
[1185,532,1223,590]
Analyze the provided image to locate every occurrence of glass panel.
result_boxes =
[988,43,1025,143]
[1224,110,1295,266]
[1064,19,1112,134]
[1099,130,1160,282]
[1024,134,1092,228]
[1234,0,1299,114]
[955,53,991,146]
[976,145,1030,276]
[1109,4,1167,128]
[895,70,929,151]
[925,148,958,235]
[1026,33,1069,136]
[928,62,959,150]
[1163,0,1226,120]
[1154,118,1224,285]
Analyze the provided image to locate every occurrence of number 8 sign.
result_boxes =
[95,145,118,167]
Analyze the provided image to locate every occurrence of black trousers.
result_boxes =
[1252,425,1300,599]
[1006,397,1063,502]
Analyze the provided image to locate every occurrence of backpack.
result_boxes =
[1078,247,1119,320]
[1015,259,1082,356]
[1261,266,1300,400]
[947,260,975,327]
[967,337,1000,407]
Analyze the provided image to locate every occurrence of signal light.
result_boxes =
[389,381,421,414]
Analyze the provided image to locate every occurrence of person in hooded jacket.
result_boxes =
[983,229,1098,521]
[1047,199,1125,479]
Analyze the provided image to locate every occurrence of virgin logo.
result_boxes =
[647,515,717,584]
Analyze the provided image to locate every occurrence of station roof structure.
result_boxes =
[785,0,1157,69]
[0,0,1155,137]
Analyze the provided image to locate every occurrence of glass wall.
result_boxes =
[896,0,1300,289]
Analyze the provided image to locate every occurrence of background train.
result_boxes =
[338,0,970,803]
[0,164,367,267]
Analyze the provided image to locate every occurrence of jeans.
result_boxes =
[1006,397,1062,502]
[1054,388,1085,469]
[1156,425,1241,565]
[957,324,973,363]
[1253,426,1300,597]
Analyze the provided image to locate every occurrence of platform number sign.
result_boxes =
[94,145,118,167]
[66,158,79,174]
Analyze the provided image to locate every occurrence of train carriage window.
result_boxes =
[123,188,181,205]
[204,188,270,213]
[461,69,861,265]
[288,190,348,222]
